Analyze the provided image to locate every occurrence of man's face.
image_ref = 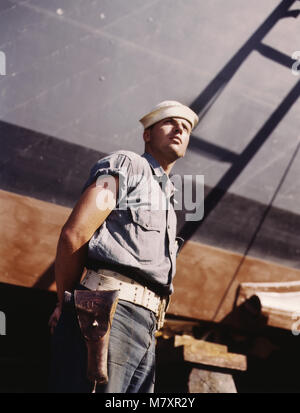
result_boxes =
[143,117,192,162]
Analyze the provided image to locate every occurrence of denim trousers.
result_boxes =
[49,293,157,393]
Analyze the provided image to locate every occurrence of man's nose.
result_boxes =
[174,121,183,134]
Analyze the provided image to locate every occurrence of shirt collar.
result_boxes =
[142,152,175,198]
[142,152,165,177]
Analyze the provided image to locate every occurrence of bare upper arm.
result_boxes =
[62,175,119,244]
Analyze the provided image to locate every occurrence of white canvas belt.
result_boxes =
[81,269,164,317]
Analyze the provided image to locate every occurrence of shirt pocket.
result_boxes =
[129,208,164,263]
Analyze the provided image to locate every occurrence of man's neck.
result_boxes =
[145,149,176,175]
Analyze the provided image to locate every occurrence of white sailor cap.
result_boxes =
[139,100,199,130]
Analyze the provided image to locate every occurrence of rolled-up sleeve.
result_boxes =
[82,152,133,205]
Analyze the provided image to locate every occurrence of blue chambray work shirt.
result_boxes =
[82,151,179,296]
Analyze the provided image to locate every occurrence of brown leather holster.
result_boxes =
[74,289,119,385]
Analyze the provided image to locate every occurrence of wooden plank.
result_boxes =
[184,346,247,371]
[188,369,237,393]
[174,335,228,353]
[173,335,247,371]
[156,319,200,339]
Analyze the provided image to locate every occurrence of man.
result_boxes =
[48,100,199,393]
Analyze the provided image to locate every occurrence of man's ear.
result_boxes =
[143,128,151,143]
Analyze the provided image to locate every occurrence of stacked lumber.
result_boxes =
[237,281,300,331]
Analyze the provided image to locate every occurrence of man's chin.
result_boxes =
[169,146,185,159]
